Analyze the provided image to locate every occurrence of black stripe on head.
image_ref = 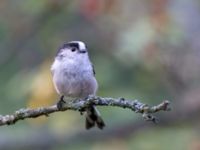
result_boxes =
[60,42,80,50]
[67,42,79,49]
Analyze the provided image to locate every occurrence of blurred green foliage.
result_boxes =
[0,0,200,150]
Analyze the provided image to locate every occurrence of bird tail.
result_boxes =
[85,106,105,130]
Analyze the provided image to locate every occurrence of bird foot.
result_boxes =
[57,95,66,110]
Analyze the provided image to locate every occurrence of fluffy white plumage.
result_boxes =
[51,41,97,99]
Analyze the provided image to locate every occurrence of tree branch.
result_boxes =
[0,96,170,126]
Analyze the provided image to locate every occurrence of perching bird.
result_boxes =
[51,41,105,129]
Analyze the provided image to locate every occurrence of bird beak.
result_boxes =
[78,49,87,53]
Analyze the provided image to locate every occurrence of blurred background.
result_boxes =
[0,0,200,149]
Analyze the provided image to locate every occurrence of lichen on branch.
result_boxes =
[0,96,170,126]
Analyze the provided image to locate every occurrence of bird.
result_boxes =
[51,41,105,129]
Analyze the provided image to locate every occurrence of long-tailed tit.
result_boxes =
[51,41,105,129]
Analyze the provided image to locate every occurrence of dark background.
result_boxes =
[0,0,200,149]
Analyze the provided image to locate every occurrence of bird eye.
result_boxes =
[71,47,77,52]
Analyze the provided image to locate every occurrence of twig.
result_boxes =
[0,96,170,126]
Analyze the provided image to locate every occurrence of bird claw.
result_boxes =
[57,95,66,110]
